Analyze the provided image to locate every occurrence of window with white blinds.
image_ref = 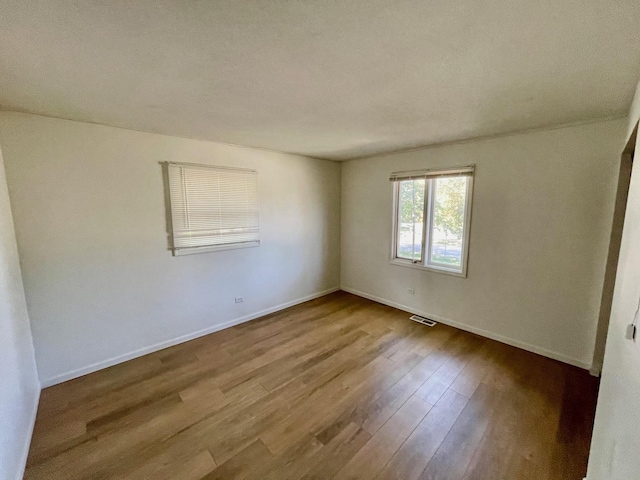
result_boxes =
[166,162,260,255]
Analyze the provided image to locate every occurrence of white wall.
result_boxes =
[0,112,341,386]
[586,82,640,480]
[341,119,626,368]
[0,140,39,479]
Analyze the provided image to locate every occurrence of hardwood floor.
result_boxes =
[25,291,598,480]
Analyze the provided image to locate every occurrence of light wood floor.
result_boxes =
[25,292,598,480]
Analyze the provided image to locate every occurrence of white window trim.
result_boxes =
[389,173,474,278]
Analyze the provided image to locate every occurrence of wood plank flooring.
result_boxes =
[24,291,599,480]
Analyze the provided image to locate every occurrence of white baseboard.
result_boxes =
[341,286,592,370]
[15,386,40,480]
[41,287,340,387]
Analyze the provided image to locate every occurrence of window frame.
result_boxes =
[164,161,260,256]
[390,173,474,278]
[393,178,428,264]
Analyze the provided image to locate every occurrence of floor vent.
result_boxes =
[409,315,437,327]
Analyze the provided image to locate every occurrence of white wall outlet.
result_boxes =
[407,288,415,294]
[235,297,243,304]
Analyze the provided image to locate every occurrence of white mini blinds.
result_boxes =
[167,162,259,255]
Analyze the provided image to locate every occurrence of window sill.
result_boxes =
[389,259,467,278]
[172,241,260,256]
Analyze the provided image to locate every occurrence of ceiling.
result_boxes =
[1,1,639,160]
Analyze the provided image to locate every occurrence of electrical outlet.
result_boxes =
[235,297,243,304]
[407,288,415,295]
[625,323,636,340]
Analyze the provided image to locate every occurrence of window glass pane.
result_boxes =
[396,179,425,261]
[430,177,467,268]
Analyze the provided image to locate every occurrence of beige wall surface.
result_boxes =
[341,118,626,368]
[587,81,640,480]
[0,140,39,480]
[0,112,341,386]
[0,107,632,479]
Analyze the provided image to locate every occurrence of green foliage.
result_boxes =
[400,179,425,224]
[433,177,466,238]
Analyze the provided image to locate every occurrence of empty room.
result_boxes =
[1,2,640,479]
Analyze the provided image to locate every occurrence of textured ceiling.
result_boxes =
[1,1,639,160]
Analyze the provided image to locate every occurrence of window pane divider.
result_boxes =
[425,178,435,267]
[420,179,430,264]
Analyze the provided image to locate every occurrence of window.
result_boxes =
[166,162,259,255]
[390,165,474,276]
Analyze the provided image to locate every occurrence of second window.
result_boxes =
[392,168,473,276]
